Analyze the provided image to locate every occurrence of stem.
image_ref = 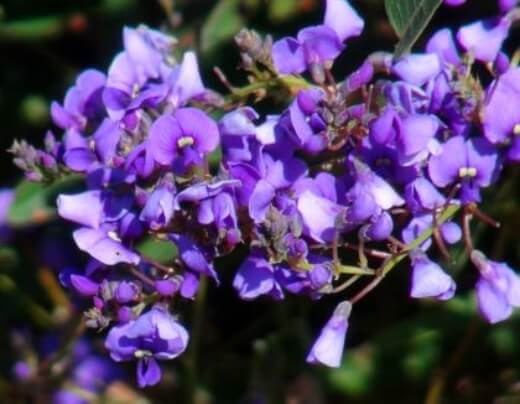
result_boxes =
[343,242,391,259]
[223,74,310,105]
[127,266,155,288]
[350,204,460,304]
[423,320,479,404]
[462,209,474,254]
[330,275,361,294]
[336,265,375,275]
[185,275,208,401]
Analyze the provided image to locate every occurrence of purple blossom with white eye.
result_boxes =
[105,306,188,387]
[272,0,363,75]
[428,136,500,203]
[148,107,219,173]
[410,254,456,300]
[471,251,520,324]
[306,301,351,367]
[229,151,306,223]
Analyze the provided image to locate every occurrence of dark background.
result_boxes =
[1,1,520,403]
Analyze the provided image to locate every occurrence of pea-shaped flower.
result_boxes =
[105,307,189,387]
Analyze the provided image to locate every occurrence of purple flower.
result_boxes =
[285,89,327,154]
[148,108,219,172]
[472,251,520,324]
[230,152,306,222]
[392,54,441,86]
[105,306,188,387]
[169,234,219,282]
[457,17,510,63]
[297,190,344,243]
[405,177,445,214]
[323,0,364,42]
[73,227,140,266]
[410,254,456,300]
[51,69,106,130]
[482,67,520,144]
[306,301,351,367]
[426,28,461,66]
[233,254,284,300]
[428,136,500,203]
[272,26,344,75]
[57,191,104,229]
[139,182,176,230]
[0,189,14,242]
[70,274,99,297]
[272,0,363,74]
[346,157,405,217]
[396,114,440,165]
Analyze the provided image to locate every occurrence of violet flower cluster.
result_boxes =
[11,0,520,385]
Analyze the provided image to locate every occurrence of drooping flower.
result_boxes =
[472,251,520,324]
[410,254,456,300]
[306,301,351,367]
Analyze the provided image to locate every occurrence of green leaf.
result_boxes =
[8,181,53,227]
[200,0,243,54]
[268,0,299,22]
[8,176,81,227]
[0,16,64,40]
[136,238,177,264]
[384,0,442,57]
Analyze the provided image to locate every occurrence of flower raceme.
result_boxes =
[10,0,520,387]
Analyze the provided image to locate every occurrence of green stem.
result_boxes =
[224,75,310,105]
[351,204,460,304]
[383,204,460,277]
[335,265,375,275]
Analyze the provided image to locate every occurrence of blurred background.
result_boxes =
[0,0,519,403]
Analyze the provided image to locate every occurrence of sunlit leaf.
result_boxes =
[201,0,243,53]
[384,0,442,57]
[8,176,81,227]
[136,237,177,264]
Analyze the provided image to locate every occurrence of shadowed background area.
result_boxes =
[1,1,519,403]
